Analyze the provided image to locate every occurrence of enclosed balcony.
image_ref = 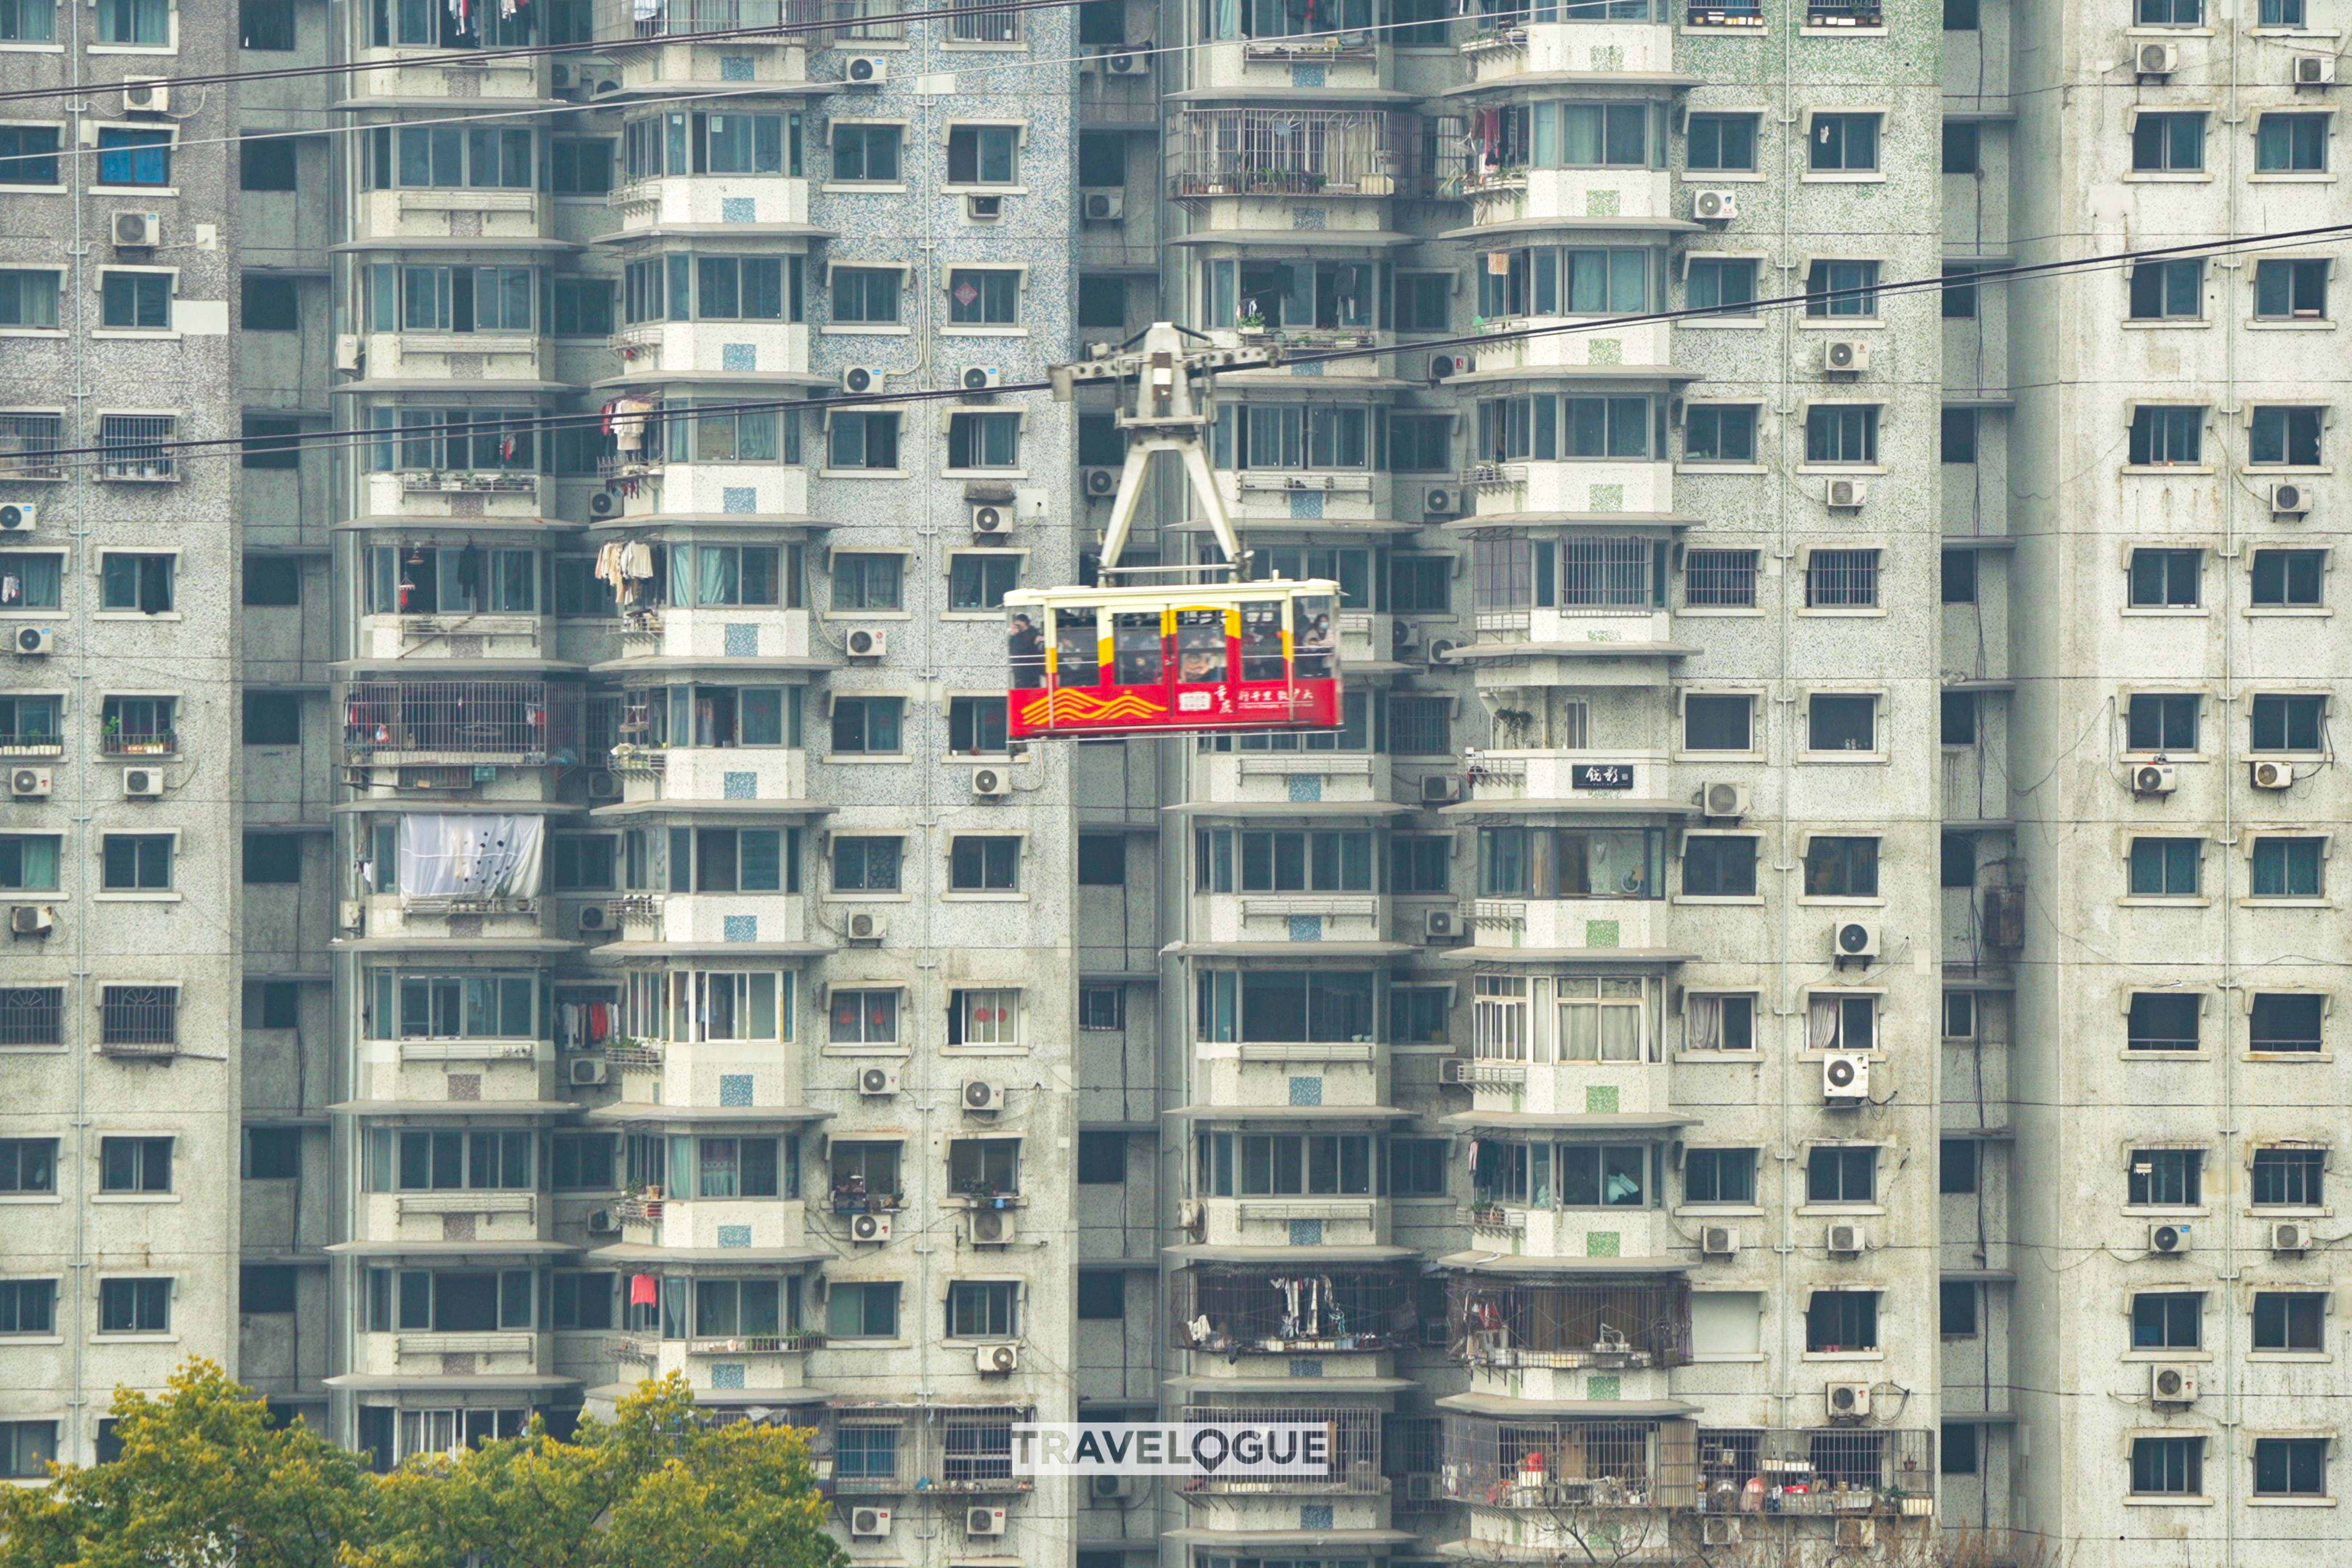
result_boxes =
[1462,822,1692,956]
[1187,0,1407,89]
[354,538,558,662]
[1171,1261,1422,1354]
[607,681,814,802]
[600,538,817,661]
[1185,1120,1413,1249]
[1444,1419,1933,1519]
[605,112,815,228]
[1460,394,1677,520]
[1445,98,1682,228]
[351,1265,559,1382]
[355,812,563,946]
[1459,1132,1685,1260]
[813,1402,1037,1497]
[1458,0,1678,82]
[1447,1276,1690,1372]
[1174,1405,1388,1497]
[359,410,554,524]
[358,1127,548,1249]
[588,400,813,519]
[1171,109,1434,201]
[341,4,544,106]
[601,0,828,85]
[342,680,580,768]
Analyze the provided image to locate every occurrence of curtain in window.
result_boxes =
[1807,996,1839,1051]
[397,814,545,897]
[1687,995,1723,1051]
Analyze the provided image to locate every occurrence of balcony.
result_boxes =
[612,0,832,42]
[1447,1277,1690,1371]
[1188,750,1395,809]
[1461,750,1678,808]
[342,681,575,767]
[1175,1406,1386,1496]
[98,727,176,758]
[1171,109,1428,200]
[1170,1261,1421,1354]
[1443,1420,1934,1518]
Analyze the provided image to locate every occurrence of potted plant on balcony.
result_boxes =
[1490,708,1535,747]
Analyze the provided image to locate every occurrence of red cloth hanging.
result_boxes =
[629,1273,659,1307]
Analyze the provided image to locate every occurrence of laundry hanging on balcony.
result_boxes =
[397,813,546,898]
[593,539,658,605]
[603,396,658,454]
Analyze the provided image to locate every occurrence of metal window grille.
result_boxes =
[1806,549,1880,608]
[1443,1417,1695,1508]
[1172,109,1421,198]
[99,985,179,1052]
[825,0,904,41]
[822,1408,912,1492]
[1387,697,1450,756]
[1169,1264,1418,1352]
[97,415,177,481]
[342,681,572,763]
[935,1404,1032,1490]
[1447,1278,1694,1369]
[1386,1415,1444,1510]
[1684,548,1757,608]
[1805,0,1883,21]
[1559,537,1652,610]
[1176,1406,1385,1494]
[0,988,64,1046]
[947,0,1021,40]
[1688,0,1764,19]
[0,412,64,480]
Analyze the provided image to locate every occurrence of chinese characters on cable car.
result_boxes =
[1003,589,1341,738]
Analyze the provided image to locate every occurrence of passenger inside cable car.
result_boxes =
[1002,590,1341,739]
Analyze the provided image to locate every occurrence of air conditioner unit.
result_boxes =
[13,626,53,656]
[1826,1222,1867,1257]
[844,628,887,658]
[963,1078,1006,1113]
[969,1210,1016,1246]
[971,765,1010,799]
[122,77,170,113]
[1082,466,1120,499]
[1701,1225,1739,1258]
[1421,774,1462,805]
[849,1506,892,1538]
[1429,352,1473,380]
[576,905,611,934]
[1700,781,1750,819]
[2130,762,2179,797]
[2270,481,2312,516]
[568,1058,609,1087]
[850,1212,893,1244]
[1833,920,1880,961]
[1825,1381,1872,1421]
[1426,638,1459,666]
[1701,1517,1740,1548]
[1824,340,1869,374]
[585,1208,621,1235]
[845,55,887,85]
[2138,41,2178,75]
[2251,759,2294,791]
[1402,1473,1440,1504]
[2149,1221,2192,1255]
[0,503,35,533]
[2271,1221,2315,1254]
[1104,45,1150,74]
[586,769,621,800]
[122,767,164,799]
[589,489,620,518]
[1826,478,1868,510]
[847,911,887,943]
[338,900,364,933]
[965,1507,1008,1537]
[1423,486,1460,515]
[113,211,161,248]
[1823,1052,1871,1103]
[1081,189,1125,222]
[10,905,54,937]
[1691,188,1738,223]
[971,503,1010,536]
[9,766,50,800]
[2294,53,2336,85]
[857,1066,899,1098]
[1422,907,1459,942]
[1392,622,1421,656]
[976,1342,1020,1374]
[966,194,1004,221]
[1091,1473,1136,1502]
[963,366,1003,392]
[841,365,882,395]
[2149,1363,2199,1405]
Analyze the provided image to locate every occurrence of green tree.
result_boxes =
[0,1359,375,1568]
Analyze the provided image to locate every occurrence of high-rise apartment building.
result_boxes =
[1,0,2347,1564]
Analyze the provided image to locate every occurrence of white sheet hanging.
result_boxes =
[399,814,545,898]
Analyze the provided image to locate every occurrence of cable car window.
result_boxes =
[1294,597,1335,680]
[1006,611,1045,687]
[1056,608,1101,684]
[1240,602,1286,682]
[1112,613,1163,685]
[1175,612,1228,684]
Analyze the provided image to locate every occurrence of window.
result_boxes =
[2254,1291,2326,1351]
[0,126,62,186]
[2128,1148,2203,1207]
[97,128,172,187]
[947,553,1019,612]
[947,269,1018,325]
[2128,993,2201,1053]
[2128,693,2200,752]
[0,1279,55,1336]
[1941,833,1975,890]
[1388,1137,1449,1196]
[1197,969,1378,1046]
[947,695,1009,756]
[0,694,61,746]
[1687,259,1758,318]
[1386,697,1451,758]
[1076,1270,1124,1320]
[831,837,903,894]
[827,411,901,470]
[2253,1146,2326,1208]
[1802,837,1879,898]
[0,0,58,40]
[1804,407,1879,465]
[1804,260,1880,318]
[1804,1290,1879,1352]
[830,266,901,325]
[245,1127,299,1180]
[1075,834,1127,886]
[2131,258,2204,320]
[101,697,176,754]
[948,988,1020,1048]
[2137,0,2201,20]
[551,1134,617,1191]
[244,833,304,885]
[0,838,60,894]
[830,551,907,613]
[1940,1137,1981,1194]
[1077,1131,1125,1184]
[99,271,171,330]
[1684,837,1758,898]
[2251,836,2324,898]
[1685,1148,1756,1205]
[2252,549,2324,608]
[240,1265,297,1315]
[2251,693,2326,751]
[1808,113,1879,172]
[1806,1146,1876,1204]
[1941,1422,1981,1476]
[1078,987,1125,1031]
[1948,988,1980,1039]
[0,271,60,328]
[2132,1291,2202,1349]
[1388,983,1449,1041]
[2254,1438,2329,1499]
[1685,407,1758,464]
[2129,406,2205,466]
[1077,274,1127,330]
[2261,0,2307,20]
[243,690,302,746]
[1077,128,1126,187]
[1940,1280,1979,1337]
[99,1277,170,1334]
[2257,114,2329,173]
[1941,120,1980,175]
[0,1139,58,1191]
[2132,113,2206,172]
[829,698,903,760]
[1686,994,1755,1052]
[1686,113,1757,172]
[1942,263,1983,319]
[950,837,1019,892]
[2255,258,2329,319]
[96,0,168,42]
[0,1422,56,1479]
[100,1136,172,1194]
[2129,838,2201,897]
[2251,406,2324,467]
[255,981,297,1029]
[1807,693,1878,752]
[689,257,789,322]
[2251,993,2323,1053]
[100,553,174,612]
[1683,552,1758,612]
[831,122,902,183]
[101,834,173,892]
[1217,830,1376,894]
[2131,1437,2205,1498]
[239,138,298,200]
[545,137,612,195]
[829,989,901,1047]
[376,1130,534,1192]
[2135,545,2201,607]
[947,125,1019,185]
[947,412,1021,470]
[366,971,534,1041]
[946,1280,1017,1338]
[1941,690,1978,746]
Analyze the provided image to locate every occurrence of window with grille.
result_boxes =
[0,986,62,1045]
[97,415,177,481]
[1078,988,1125,1032]
[1386,696,1451,756]
[1559,537,1658,609]
[0,411,62,479]
[1804,550,1880,608]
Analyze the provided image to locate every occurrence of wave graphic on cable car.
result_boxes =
[1011,688,1169,726]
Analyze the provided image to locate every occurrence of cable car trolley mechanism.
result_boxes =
[1004,322,1343,740]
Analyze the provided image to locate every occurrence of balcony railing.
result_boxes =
[689,1332,825,1354]
[1171,109,1429,199]
[1449,1277,1691,1370]
[343,681,572,765]
[99,727,176,756]
[1444,1421,1935,1516]
[1170,1262,1419,1353]
[614,0,826,39]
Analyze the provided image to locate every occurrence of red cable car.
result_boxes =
[1008,323,1347,740]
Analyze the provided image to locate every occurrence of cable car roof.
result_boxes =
[1003,577,1340,608]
